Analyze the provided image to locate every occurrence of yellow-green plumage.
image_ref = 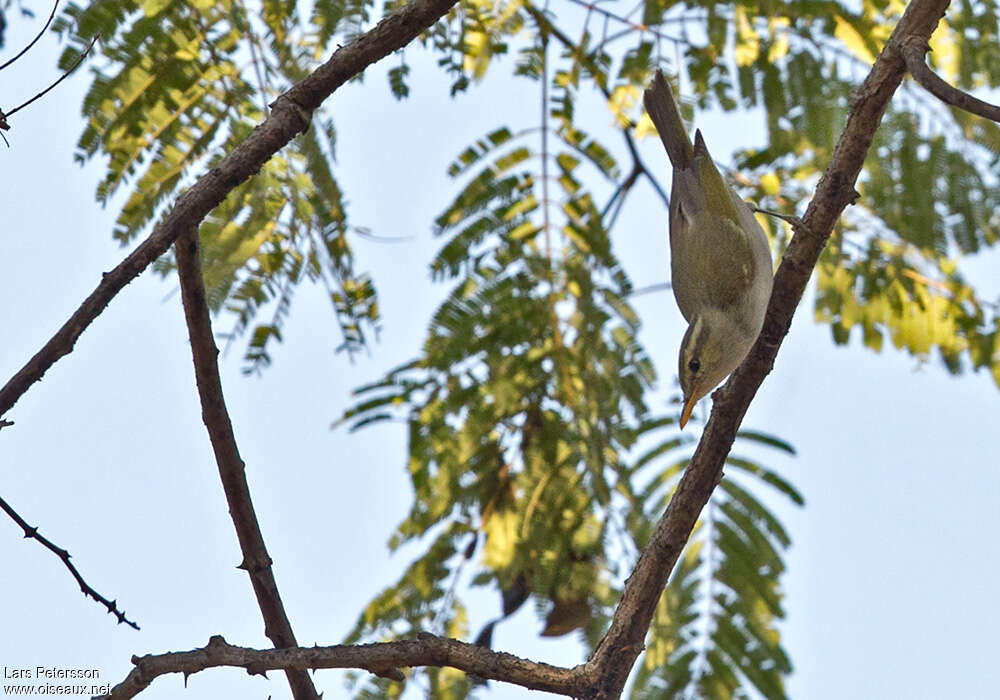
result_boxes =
[643,70,773,427]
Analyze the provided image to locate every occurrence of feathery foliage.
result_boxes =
[53,0,380,370]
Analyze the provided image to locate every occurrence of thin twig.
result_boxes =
[191,12,240,120]
[0,0,59,72]
[901,36,1000,123]
[0,0,461,425]
[562,0,682,45]
[540,30,552,255]
[525,1,670,210]
[0,494,138,629]
[603,161,647,230]
[236,3,272,114]
[174,227,319,700]
[1,34,99,122]
[688,499,716,691]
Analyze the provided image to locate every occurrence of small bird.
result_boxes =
[643,70,773,428]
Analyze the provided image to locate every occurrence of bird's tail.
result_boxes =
[643,69,694,170]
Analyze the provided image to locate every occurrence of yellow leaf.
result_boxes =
[509,221,539,240]
[834,14,876,64]
[634,112,657,140]
[885,0,907,18]
[760,172,781,195]
[142,0,171,16]
[767,15,790,62]
[462,30,492,79]
[734,7,759,67]
[928,19,958,83]
[768,33,790,63]
[483,509,519,569]
[608,84,639,129]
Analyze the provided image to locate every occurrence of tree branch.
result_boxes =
[0,493,138,629]
[583,1,953,697]
[173,226,319,700]
[0,0,461,425]
[99,634,588,700]
[900,36,1000,123]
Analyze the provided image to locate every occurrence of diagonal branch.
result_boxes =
[901,36,1000,123]
[99,634,588,700]
[0,0,461,425]
[583,1,953,697]
[0,493,138,629]
[174,226,318,700]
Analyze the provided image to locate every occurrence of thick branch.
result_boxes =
[584,1,953,697]
[0,494,138,629]
[0,0,460,424]
[99,634,588,700]
[901,37,1000,122]
[173,228,317,700]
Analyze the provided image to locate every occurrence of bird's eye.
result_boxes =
[688,358,701,373]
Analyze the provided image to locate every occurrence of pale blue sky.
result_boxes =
[1,11,999,700]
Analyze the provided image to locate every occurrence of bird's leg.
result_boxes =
[748,204,810,236]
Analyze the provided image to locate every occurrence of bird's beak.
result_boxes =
[680,395,696,429]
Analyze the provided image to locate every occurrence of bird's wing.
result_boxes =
[698,216,758,308]
[646,72,767,316]
[671,213,757,314]
[678,133,763,310]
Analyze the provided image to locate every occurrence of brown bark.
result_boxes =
[174,228,319,700]
[103,634,589,700]
[901,37,1000,122]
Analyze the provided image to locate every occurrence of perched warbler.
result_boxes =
[643,70,773,428]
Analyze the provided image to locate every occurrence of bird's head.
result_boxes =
[678,309,755,428]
